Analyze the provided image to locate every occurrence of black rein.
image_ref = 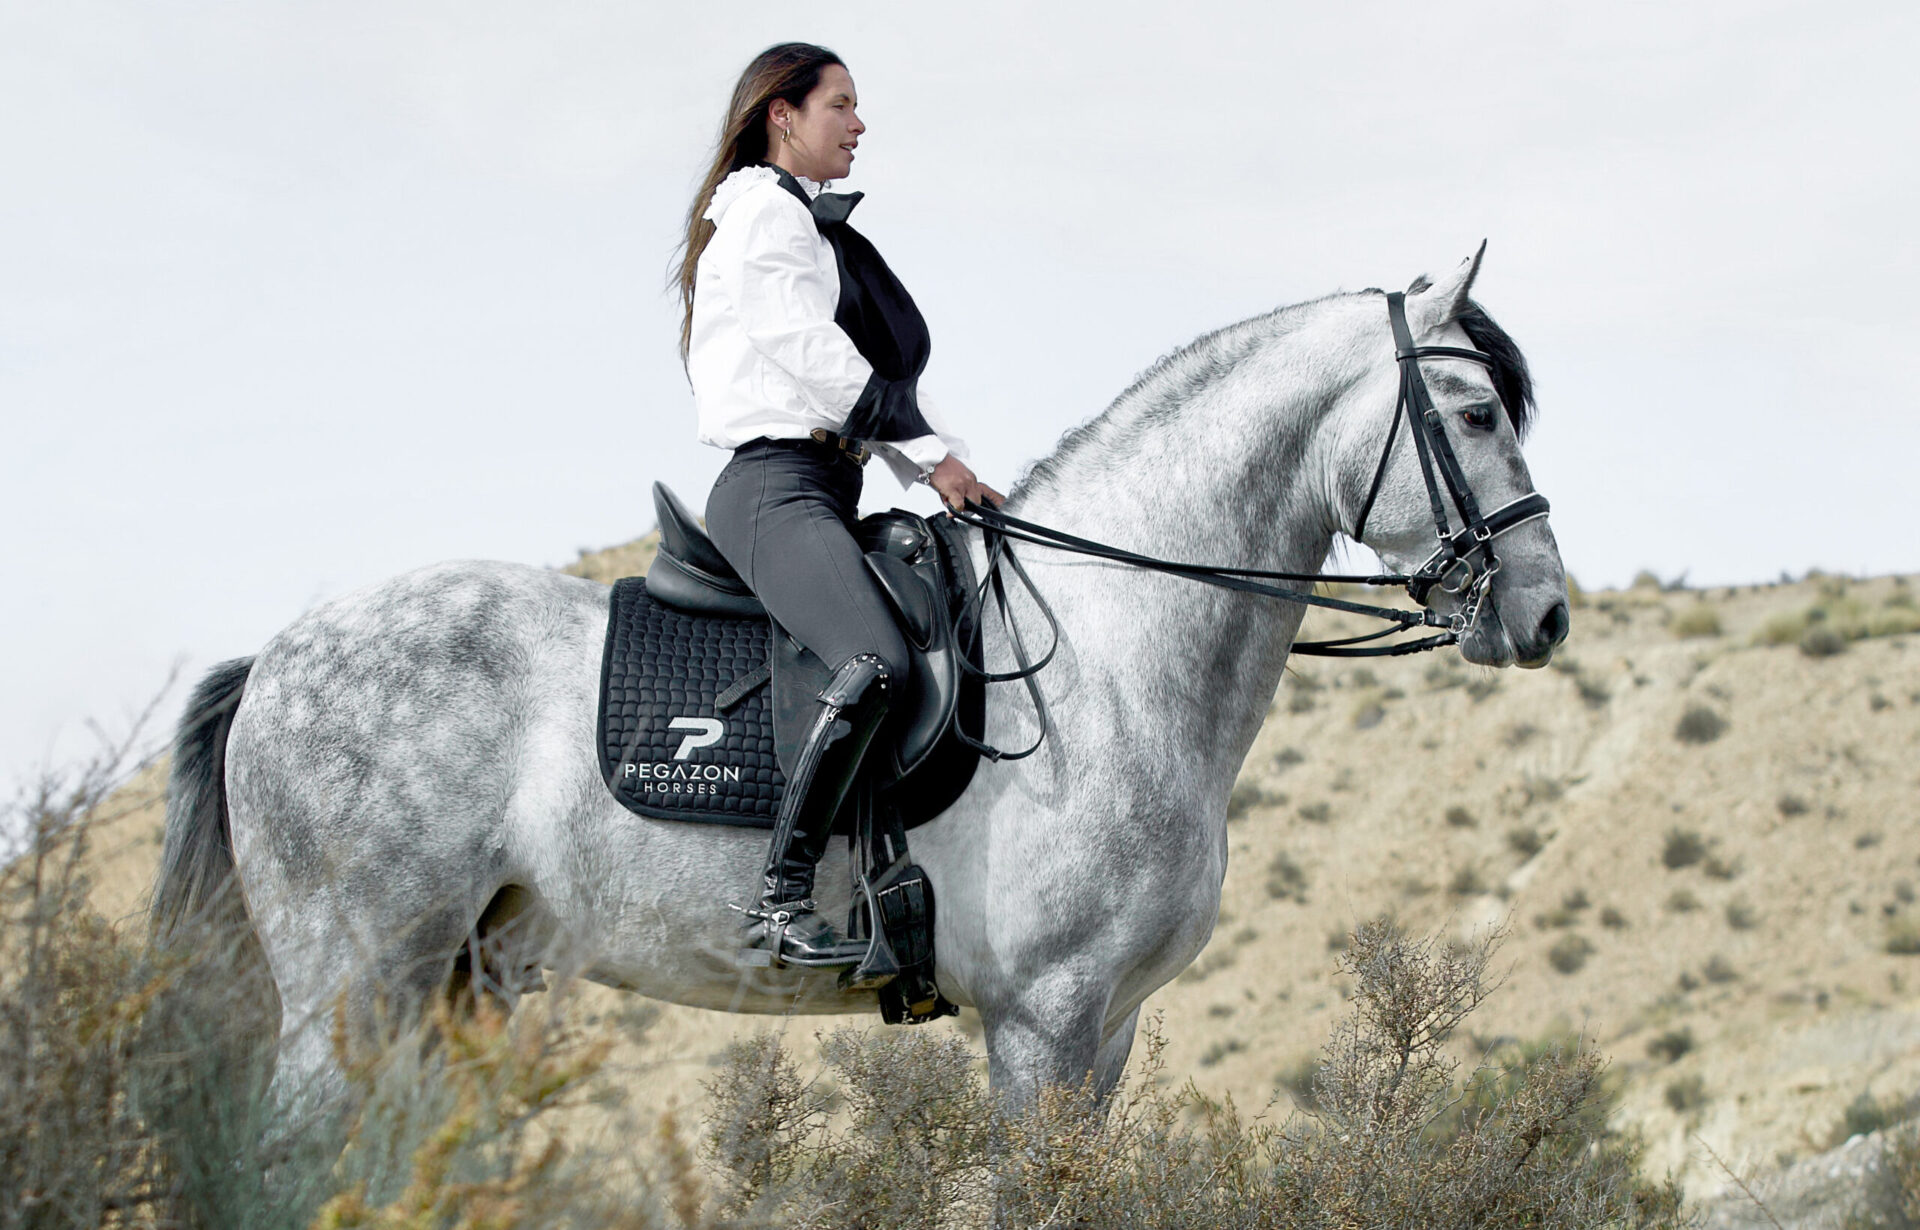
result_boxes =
[940,290,1552,759]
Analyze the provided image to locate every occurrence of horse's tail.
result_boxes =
[143,656,287,1208]
[152,656,255,941]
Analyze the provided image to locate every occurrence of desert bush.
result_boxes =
[1502,722,1539,749]
[1647,1027,1695,1064]
[1725,899,1758,930]
[1887,919,1920,956]
[5,741,1686,1230]
[1227,778,1283,822]
[1662,827,1707,870]
[1520,773,1565,807]
[695,921,1682,1229]
[1600,907,1629,930]
[1444,805,1477,829]
[1507,826,1545,859]
[1670,605,1723,639]
[1802,624,1850,657]
[1665,889,1702,913]
[1868,605,1920,638]
[1833,1091,1920,1148]
[1703,955,1738,984]
[1548,934,1595,975]
[1199,1037,1247,1067]
[1703,853,1741,881]
[1297,801,1332,823]
[1757,609,1812,645]
[1265,852,1309,903]
[1,755,177,1227]
[1674,705,1728,744]
[1664,1076,1708,1114]
[1842,1119,1920,1230]
[1448,864,1488,898]
[1778,793,1811,817]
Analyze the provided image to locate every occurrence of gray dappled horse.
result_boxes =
[152,250,1568,1132]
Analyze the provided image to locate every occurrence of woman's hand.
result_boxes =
[928,454,1005,511]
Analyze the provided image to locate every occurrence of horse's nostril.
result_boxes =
[1539,601,1571,647]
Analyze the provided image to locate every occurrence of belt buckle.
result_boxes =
[810,428,870,467]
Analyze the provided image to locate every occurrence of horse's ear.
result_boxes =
[1407,240,1487,334]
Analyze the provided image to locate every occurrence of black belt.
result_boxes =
[806,428,870,466]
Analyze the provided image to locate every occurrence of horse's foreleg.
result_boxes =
[979,970,1114,1112]
[1089,1006,1141,1103]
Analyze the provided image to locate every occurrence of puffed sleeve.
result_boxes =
[722,192,875,419]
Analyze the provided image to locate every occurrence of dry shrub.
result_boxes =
[1670,605,1723,639]
[1662,828,1707,870]
[1265,852,1309,903]
[695,921,1681,1229]
[1664,1076,1707,1115]
[0,752,177,1227]
[1674,706,1728,744]
[1802,624,1850,658]
[7,740,1682,1229]
[1548,934,1595,975]
[1647,1028,1695,1064]
[1847,1119,1920,1229]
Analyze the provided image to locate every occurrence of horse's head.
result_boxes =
[1336,246,1569,668]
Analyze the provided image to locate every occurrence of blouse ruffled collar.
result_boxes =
[704,165,828,223]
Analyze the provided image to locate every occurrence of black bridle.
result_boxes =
[945,291,1551,758]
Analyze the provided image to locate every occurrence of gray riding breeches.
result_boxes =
[703,437,909,682]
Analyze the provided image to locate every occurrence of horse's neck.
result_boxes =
[1007,309,1360,782]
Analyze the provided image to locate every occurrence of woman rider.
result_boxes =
[677,43,1003,968]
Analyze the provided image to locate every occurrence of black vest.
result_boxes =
[766,165,936,444]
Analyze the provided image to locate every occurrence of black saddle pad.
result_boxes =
[596,576,985,831]
[597,578,784,827]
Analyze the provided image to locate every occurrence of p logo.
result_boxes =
[667,716,724,760]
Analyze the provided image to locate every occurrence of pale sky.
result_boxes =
[3,1,1916,798]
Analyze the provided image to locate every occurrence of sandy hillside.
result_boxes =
[56,541,1920,1203]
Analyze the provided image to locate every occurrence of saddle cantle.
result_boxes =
[594,483,984,834]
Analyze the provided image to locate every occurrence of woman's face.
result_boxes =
[770,64,864,182]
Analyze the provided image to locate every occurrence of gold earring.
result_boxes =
[781,127,792,143]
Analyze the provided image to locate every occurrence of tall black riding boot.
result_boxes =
[739,653,891,969]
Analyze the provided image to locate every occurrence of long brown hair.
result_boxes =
[676,42,844,364]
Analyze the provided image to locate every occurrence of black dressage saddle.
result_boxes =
[595,482,984,835]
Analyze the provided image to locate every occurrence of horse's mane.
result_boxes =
[1013,287,1536,500]
[1403,276,1536,440]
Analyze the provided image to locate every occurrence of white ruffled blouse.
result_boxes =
[688,166,967,488]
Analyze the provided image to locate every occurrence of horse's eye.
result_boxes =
[1462,404,1496,430]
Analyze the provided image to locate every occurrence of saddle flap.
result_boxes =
[865,552,937,651]
[648,551,767,618]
